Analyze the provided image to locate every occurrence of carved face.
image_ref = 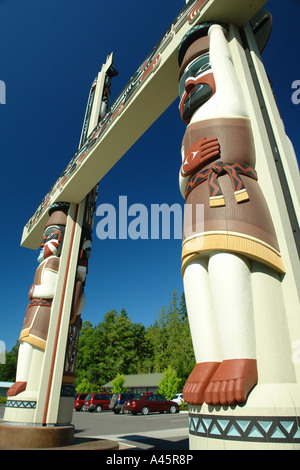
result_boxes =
[37,225,64,263]
[179,50,214,124]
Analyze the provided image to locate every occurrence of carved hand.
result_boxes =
[181,137,220,177]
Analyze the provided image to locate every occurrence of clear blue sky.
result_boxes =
[0,0,299,352]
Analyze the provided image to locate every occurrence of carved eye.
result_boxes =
[179,53,211,97]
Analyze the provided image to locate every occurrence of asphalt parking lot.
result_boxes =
[0,405,189,450]
[72,409,189,450]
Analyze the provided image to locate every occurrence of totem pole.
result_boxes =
[61,207,92,388]
[0,55,118,449]
[60,59,118,388]
[178,19,300,449]
[7,203,69,398]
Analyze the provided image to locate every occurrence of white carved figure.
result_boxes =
[179,23,284,405]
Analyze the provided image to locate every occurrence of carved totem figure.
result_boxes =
[62,222,92,385]
[7,203,69,397]
[178,23,284,406]
[99,63,118,122]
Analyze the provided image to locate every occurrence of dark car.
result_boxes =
[82,393,112,412]
[74,393,88,411]
[124,393,179,415]
[109,392,137,414]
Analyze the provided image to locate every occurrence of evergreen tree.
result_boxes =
[75,308,153,388]
[144,290,195,387]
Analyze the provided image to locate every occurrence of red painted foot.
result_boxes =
[183,362,221,405]
[6,381,27,397]
[204,359,258,405]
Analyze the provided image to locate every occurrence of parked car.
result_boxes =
[82,393,112,412]
[171,393,184,406]
[109,392,137,414]
[74,393,88,411]
[124,393,179,415]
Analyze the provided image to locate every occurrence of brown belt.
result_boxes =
[27,299,53,309]
[185,161,258,207]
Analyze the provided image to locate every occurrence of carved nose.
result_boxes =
[185,78,196,93]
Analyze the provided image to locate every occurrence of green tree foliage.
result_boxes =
[145,291,195,389]
[0,343,19,382]
[76,377,98,394]
[75,289,195,392]
[111,373,128,393]
[75,308,151,389]
[157,366,181,400]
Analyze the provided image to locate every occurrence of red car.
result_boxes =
[124,393,179,415]
[74,393,88,411]
[82,393,112,412]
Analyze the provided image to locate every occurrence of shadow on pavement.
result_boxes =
[115,434,189,450]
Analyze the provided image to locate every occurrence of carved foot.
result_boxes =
[6,381,27,397]
[204,359,258,405]
[183,362,221,405]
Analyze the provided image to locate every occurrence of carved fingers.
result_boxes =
[181,137,220,177]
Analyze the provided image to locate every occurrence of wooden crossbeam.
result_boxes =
[21,0,267,249]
